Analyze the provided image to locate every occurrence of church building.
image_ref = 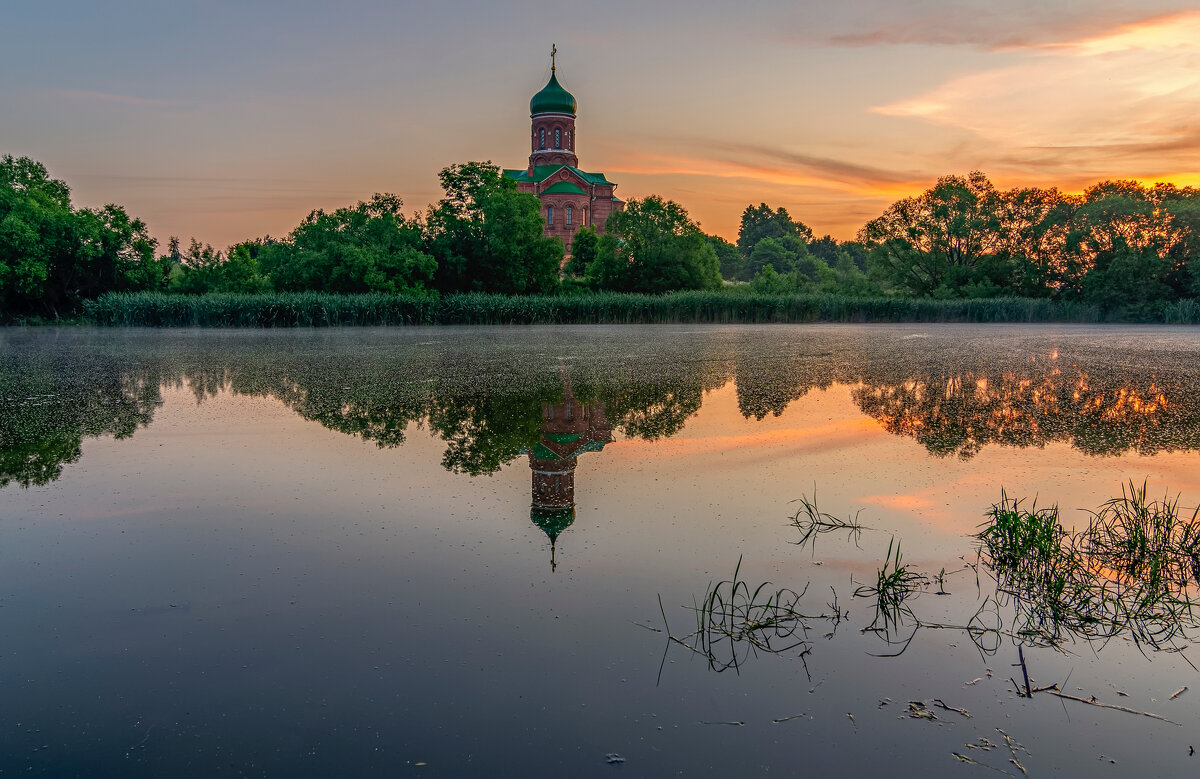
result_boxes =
[504,49,623,252]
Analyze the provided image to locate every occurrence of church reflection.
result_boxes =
[525,373,612,571]
[7,331,1200,573]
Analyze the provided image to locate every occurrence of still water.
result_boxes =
[3,324,1200,776]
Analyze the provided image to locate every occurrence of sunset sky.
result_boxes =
[3,0,1199,249]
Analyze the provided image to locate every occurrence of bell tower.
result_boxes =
[529,45,578,169]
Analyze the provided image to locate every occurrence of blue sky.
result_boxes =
[4,0,1198,247]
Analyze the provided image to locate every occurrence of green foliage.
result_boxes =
[587,196,721,293]
[860,171,1005,297]
[737,203,813,258]
[426,162,562,294]
[260,193,435,294]
[748,264,797,294]
[978,485,1200,646]
[168,238,271,295]
[0,155,162,318]
[860,173,1200,309]
[742,235,812,281]
[854,538,926,631]
[706,233,742,280]
[563,225,599,277]
[1073,182,1181,313]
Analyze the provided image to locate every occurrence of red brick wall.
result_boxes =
[530,114,578,168]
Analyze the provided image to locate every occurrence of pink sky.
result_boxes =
[3,0,1198,248]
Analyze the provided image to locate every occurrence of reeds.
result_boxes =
[854,538,927,631]
[663,557,843,674]
[790,492,868,551]
[82,291,1110,327]
[978,483,1200,648]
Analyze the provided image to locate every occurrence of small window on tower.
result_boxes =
[554,128,561,148]
[539,129,545,150]
[547,206,554,226]
[568,131,572,150]
[566,206,573,226]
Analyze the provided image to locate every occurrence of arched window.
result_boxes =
[554,128,561,148]
[565,206,573,226]
[568,131,572,150]
[546,206,554,226]
[539,128,545,150]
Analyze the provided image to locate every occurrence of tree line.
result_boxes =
[4,153,1199,319]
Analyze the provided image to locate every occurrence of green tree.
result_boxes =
[998,187,1078,299]
[706,233,742,280]
[426,162,561,294]
[1073,181,1179,311]
[749,263,799,294]
[860,171,1006,297]
[742,235,810,280]
[736,203,813,259]
[564,225,599,277]
[586,196,721,293]
[0,155,161,317]
[260,193,435,294]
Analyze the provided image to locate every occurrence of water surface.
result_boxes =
[3,324,1200,776]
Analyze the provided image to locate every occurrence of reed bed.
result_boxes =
[82,291,1112,327]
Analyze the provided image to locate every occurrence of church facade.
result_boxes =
[503,53,623,253]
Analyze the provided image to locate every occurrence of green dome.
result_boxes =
[530,505,576,541]
[530,73,577,116]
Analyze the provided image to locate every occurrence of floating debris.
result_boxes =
[907,702,937,720]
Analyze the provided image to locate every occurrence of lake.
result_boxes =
[3,324,1200,776]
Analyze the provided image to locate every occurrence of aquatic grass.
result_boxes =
[789,492,869,551]
[977,485,1200,649]
[1080,481,1200,592]
[663,556,843,675]
[82,291,1113,327]
[854,538,927,632]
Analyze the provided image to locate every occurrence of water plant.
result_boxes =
[660,557,843,676]
[854,538,928,632]
[789,492,869,551]
[978,483,1200,649]
[1080,481,1200,592]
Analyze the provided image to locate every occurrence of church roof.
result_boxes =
[541,181,586,195]
[503,165,614,186]
[530,72,577,116]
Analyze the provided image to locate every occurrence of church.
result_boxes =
[503,49,623,253]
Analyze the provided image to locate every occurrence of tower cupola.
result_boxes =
[529,45,579,168]
[530,72,577,116]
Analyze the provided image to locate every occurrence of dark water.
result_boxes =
[2,324,1200,776]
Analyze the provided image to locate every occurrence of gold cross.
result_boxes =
[551,44,557,72]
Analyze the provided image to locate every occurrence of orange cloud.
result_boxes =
[870,10,1200,185]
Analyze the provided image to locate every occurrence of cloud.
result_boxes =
[794,1,1196,50]
[869,10,1200,182]
[602,139,926,198]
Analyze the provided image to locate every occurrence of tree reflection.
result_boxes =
[0,351,161,488]
[853,362,1200,459]
[5,334,1200,492]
